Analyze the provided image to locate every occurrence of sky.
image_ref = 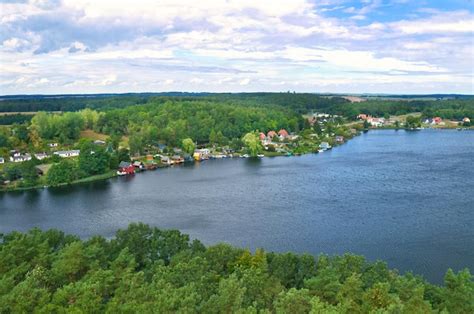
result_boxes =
[0,0,473,95]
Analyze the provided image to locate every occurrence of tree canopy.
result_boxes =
[0,224,471,313]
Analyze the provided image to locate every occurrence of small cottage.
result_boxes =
[118,161,135,175]
[54,150,80,158]
[34,152,49,160]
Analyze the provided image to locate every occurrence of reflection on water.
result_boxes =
[1,130,473,284]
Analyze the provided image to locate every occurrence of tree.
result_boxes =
[47,159,78,186]
[181,138,195,155]
[242,132,262,157]
[78,141,110,176]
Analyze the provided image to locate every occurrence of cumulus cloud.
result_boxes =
[0,0,473,94]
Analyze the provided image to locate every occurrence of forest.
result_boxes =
[0,224,472,313]
[1,93,473,120]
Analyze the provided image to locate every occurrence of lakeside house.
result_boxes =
[194,148,211,161]
[34,152,48,160]
[0,157,4,164]
[357,114,368,120]
[259,132,266,141]
[463,117,470,123]
[161,156,171,165]
[54,150,80,158]
[35,164,52,176]
[335,136,344,144]
[319,142,331,150]
[171,155,184,164]
[368,117,385,127]
[48,143,58,148]
[133,161,145,170]
[118,161,135,175]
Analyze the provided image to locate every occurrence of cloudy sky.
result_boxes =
[1,0,473,95]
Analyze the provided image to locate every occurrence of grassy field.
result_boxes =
[79,129,109,141]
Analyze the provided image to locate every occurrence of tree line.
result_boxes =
[0,223,471,313]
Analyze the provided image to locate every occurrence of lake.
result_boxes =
[1,129,473,284]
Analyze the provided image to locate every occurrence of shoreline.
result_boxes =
[2,128,471,193]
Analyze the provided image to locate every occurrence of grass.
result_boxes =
[80,129,109,141]
[72,170,117,184]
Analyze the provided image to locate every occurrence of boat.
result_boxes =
[257,154,264,158]
[241,154,249,158]
[318,149,324,153]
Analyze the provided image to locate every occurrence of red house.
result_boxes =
[267,130,277,138]
[259,132,266,140]
[118,161,135,175]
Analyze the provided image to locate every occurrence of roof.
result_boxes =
[118,161,131,168]
[54,150,80,154]
[278,129,289,137]
[267,130,277,137]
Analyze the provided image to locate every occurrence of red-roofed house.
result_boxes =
[267,130,277,138]
[433,117,442,124]
[278,129,289,139]
[259,132,266,141]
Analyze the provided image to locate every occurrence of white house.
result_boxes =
[34,152,49,160]
[54,150,80,158]
[48,143,59,147]
[0,157,4,164]
[10,153,32,163]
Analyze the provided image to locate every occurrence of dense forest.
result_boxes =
[1,93,473,120]
[0,224,472,313]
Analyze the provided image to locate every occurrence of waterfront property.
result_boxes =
[117,161,135,175]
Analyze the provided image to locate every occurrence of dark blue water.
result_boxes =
[1,130,473,284]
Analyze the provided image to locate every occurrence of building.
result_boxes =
[463,117,471,123]
[267,130,277,139]
[93,140,106,145]
[54,150,80,158]
[335,136,344,144]
[193,148,211,161]
[278,129,289,139]
[368,117,385,127]
[259,132,266,141]
[319,142,332,150]
[117,161,135,175]
[34,152,48,160]
[433,117,442,125]
[10,153,32,163]
[161,156,171,165]
[0,157,4,164]
[357,114,368,120]
[48,143,58,148]
[171,155,184,164]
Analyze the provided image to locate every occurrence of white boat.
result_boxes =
[241,154,249,158]
[257,154,264,158]
[318,149,324,153]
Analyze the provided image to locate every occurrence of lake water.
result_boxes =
[1,130,473,284]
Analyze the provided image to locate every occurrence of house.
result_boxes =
[433,117,442,125]
[161,156,171,165]
[173,147,183,154]
[368,117,385,127]
[146,154,154,161]
[259,132,266,141]
[93,140,106,145]
[193,148,211,161]
[171,155,184,164]
[267,130,277,139]
[10,153,32,163]
[335,136,344,144]
[319,142,332,150]
[34,152,48,160]
[117,161,135,175]
[35,164,51,176]
[54,150,80,158]
[10,150,20,157]
[307,116,316,126]
[0,157,4,164]
[133,161,145,170]
[278,129,289,139]
[463,117,470,123]
[357,114,368,120]
[48,143,58,148]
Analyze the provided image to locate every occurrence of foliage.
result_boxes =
[181,138,195,155]
[242,132,263,157]
[0,224,471,313]
[78,141,111,176]
[47,159,79,186]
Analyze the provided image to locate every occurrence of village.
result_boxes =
[0,112,355,189]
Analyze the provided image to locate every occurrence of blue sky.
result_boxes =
[0,0,473,94]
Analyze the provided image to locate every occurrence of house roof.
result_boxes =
[267,130,277,137]
[278,129,289,137]
[118,161,131,168]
